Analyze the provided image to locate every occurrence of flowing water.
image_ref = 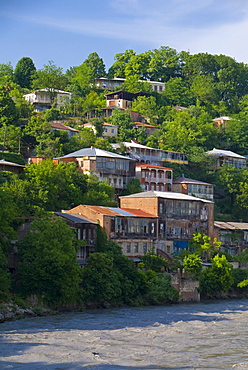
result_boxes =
[1,299,248,369]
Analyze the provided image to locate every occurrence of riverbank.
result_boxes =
[0,302,57,323]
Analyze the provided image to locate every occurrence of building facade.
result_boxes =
[172,176,214,201]
[135,163,173,192]
[55,147,135,190]
[23,89,72,112]
[206,148,247,169]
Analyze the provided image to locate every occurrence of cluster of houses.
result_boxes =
[2,83,245,267]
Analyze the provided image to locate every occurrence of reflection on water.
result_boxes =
[1,300,248,369]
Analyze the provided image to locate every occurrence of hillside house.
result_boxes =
[23,89,72,112]
[55,212,97,266]
[50,121,79,138]
[83,122,118,137]
[0,159,25,175]
[212,116,233,128]
[55,147,135,190]
[135,163,173,192]
[214,221,248,256]
[206,148,247,169]
[65,204,159,258]
[95,77,165,93]
[172,176,214,201]
[120,191,214,254]
[111,141,188,166]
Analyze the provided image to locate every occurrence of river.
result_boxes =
[1,299,248,370]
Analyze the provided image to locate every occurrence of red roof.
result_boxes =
[50,122,79,132]
[136,163,174,170]
[121,208,157,217]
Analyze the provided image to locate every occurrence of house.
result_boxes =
[111,141,188,166]
[83,122,118,137]
[206,148,247,169]
[0,159,25,174]
[120,191,214,254]
[172,176,214,201]
[54,147,135,190]
[23,89,72,112]
[95,77,165,93]
[212,116,233,128]
[133,122,160,136]
[65,204,158,258]
[50,121,79,138]
[214,221,248,256]
[54,212,97,266]
[135,163,173,192]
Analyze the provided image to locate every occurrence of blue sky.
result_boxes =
[1,0,248,72]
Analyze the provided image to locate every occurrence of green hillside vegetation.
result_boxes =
[1,47,248,308]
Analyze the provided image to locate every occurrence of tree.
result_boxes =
[140,249,169,272]
[81,52,106,79]
[189,232,221,262]
[148,46,182,82]
[14,57,36,89]
[199,254,233,295]
[183,253,202,276]
[0,85,19,127]
[0,63,14,86]
[124,53,151,79]
[15,212,82,306]
[120,75,152,93]
[109,109,136,142]
[108,49,136,78]
[31,61,68,102]
[131,95,158,124]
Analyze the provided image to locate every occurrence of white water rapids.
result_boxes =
[1,299,248,369]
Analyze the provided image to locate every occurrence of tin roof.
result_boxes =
[173,177,212,186]
[214,221,248,230]
[136,163,173,171]
[120,191,213,203]
[67,205,156,218]
[0,159,25,167]
[55,212,97,224]
[206,148,246,159]
[55,147,132,160]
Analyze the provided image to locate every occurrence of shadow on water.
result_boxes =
[1,299,248,369]
[0,361,197,369]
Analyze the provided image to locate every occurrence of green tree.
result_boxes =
[189,232,221,262]
[124,53,151,79]
[14,57,36,89]
[120,75,152,93]
[81,52,106,78]
[32,61,68,102]
[0,85,19,126]
[140,249,169,272]
[15,212,82,306]
[183,253,202,276]
[108,49,136,78]
[131,95,158,124]
[148,46,182,82]
[0,63,14,86]
[199,254,233,295]
[110,109,136,142]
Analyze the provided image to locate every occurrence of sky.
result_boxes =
[1,0,248,72]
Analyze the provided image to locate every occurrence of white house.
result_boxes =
[23,89,72,112]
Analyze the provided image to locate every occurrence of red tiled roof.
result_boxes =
[121,208,157,217]
[133,122,158,128]
[136,163,174,170]
[51,122,79,132]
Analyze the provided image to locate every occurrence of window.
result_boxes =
[111,129,115,133]
[143,243,147,253]
[126,243,131,253]
[159,203,163,214]
[134,243,139,253]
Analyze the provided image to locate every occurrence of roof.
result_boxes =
[173,177,212,186]
[0,159,25,168]
[133,122,159,129]
[24,89,72,95]
[120,190,213,203]
[83,122,118,127]
[67,205,156,218]
[214,221,248,230]
[50,122,79,132]
[136,163,173,171]
[55,212,97,224]
[213,116,233,121]
[55,147,132,160]
[123,141,159,150]
[206,148,246,159]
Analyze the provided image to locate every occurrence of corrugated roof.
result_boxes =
[0,159,25,167]
[120,191,213,203]
[51,122,79,132]
[55,212,97,224]
[214,221,248,230]
[120,208,157,217]
[136,163,173,170]
[66,205,156,218]
[206,148,246,159]
[173,177,212,185]
[55,147,132,160]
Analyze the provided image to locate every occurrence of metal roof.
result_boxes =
[55,147,132,160]
[120,191,213,203]
[55,212,97,224]
[206,148,246,159]
[214,221,248,230]
[173,177,213,186]
[0,159,25,167]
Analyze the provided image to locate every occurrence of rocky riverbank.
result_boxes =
[0,302,56,323]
